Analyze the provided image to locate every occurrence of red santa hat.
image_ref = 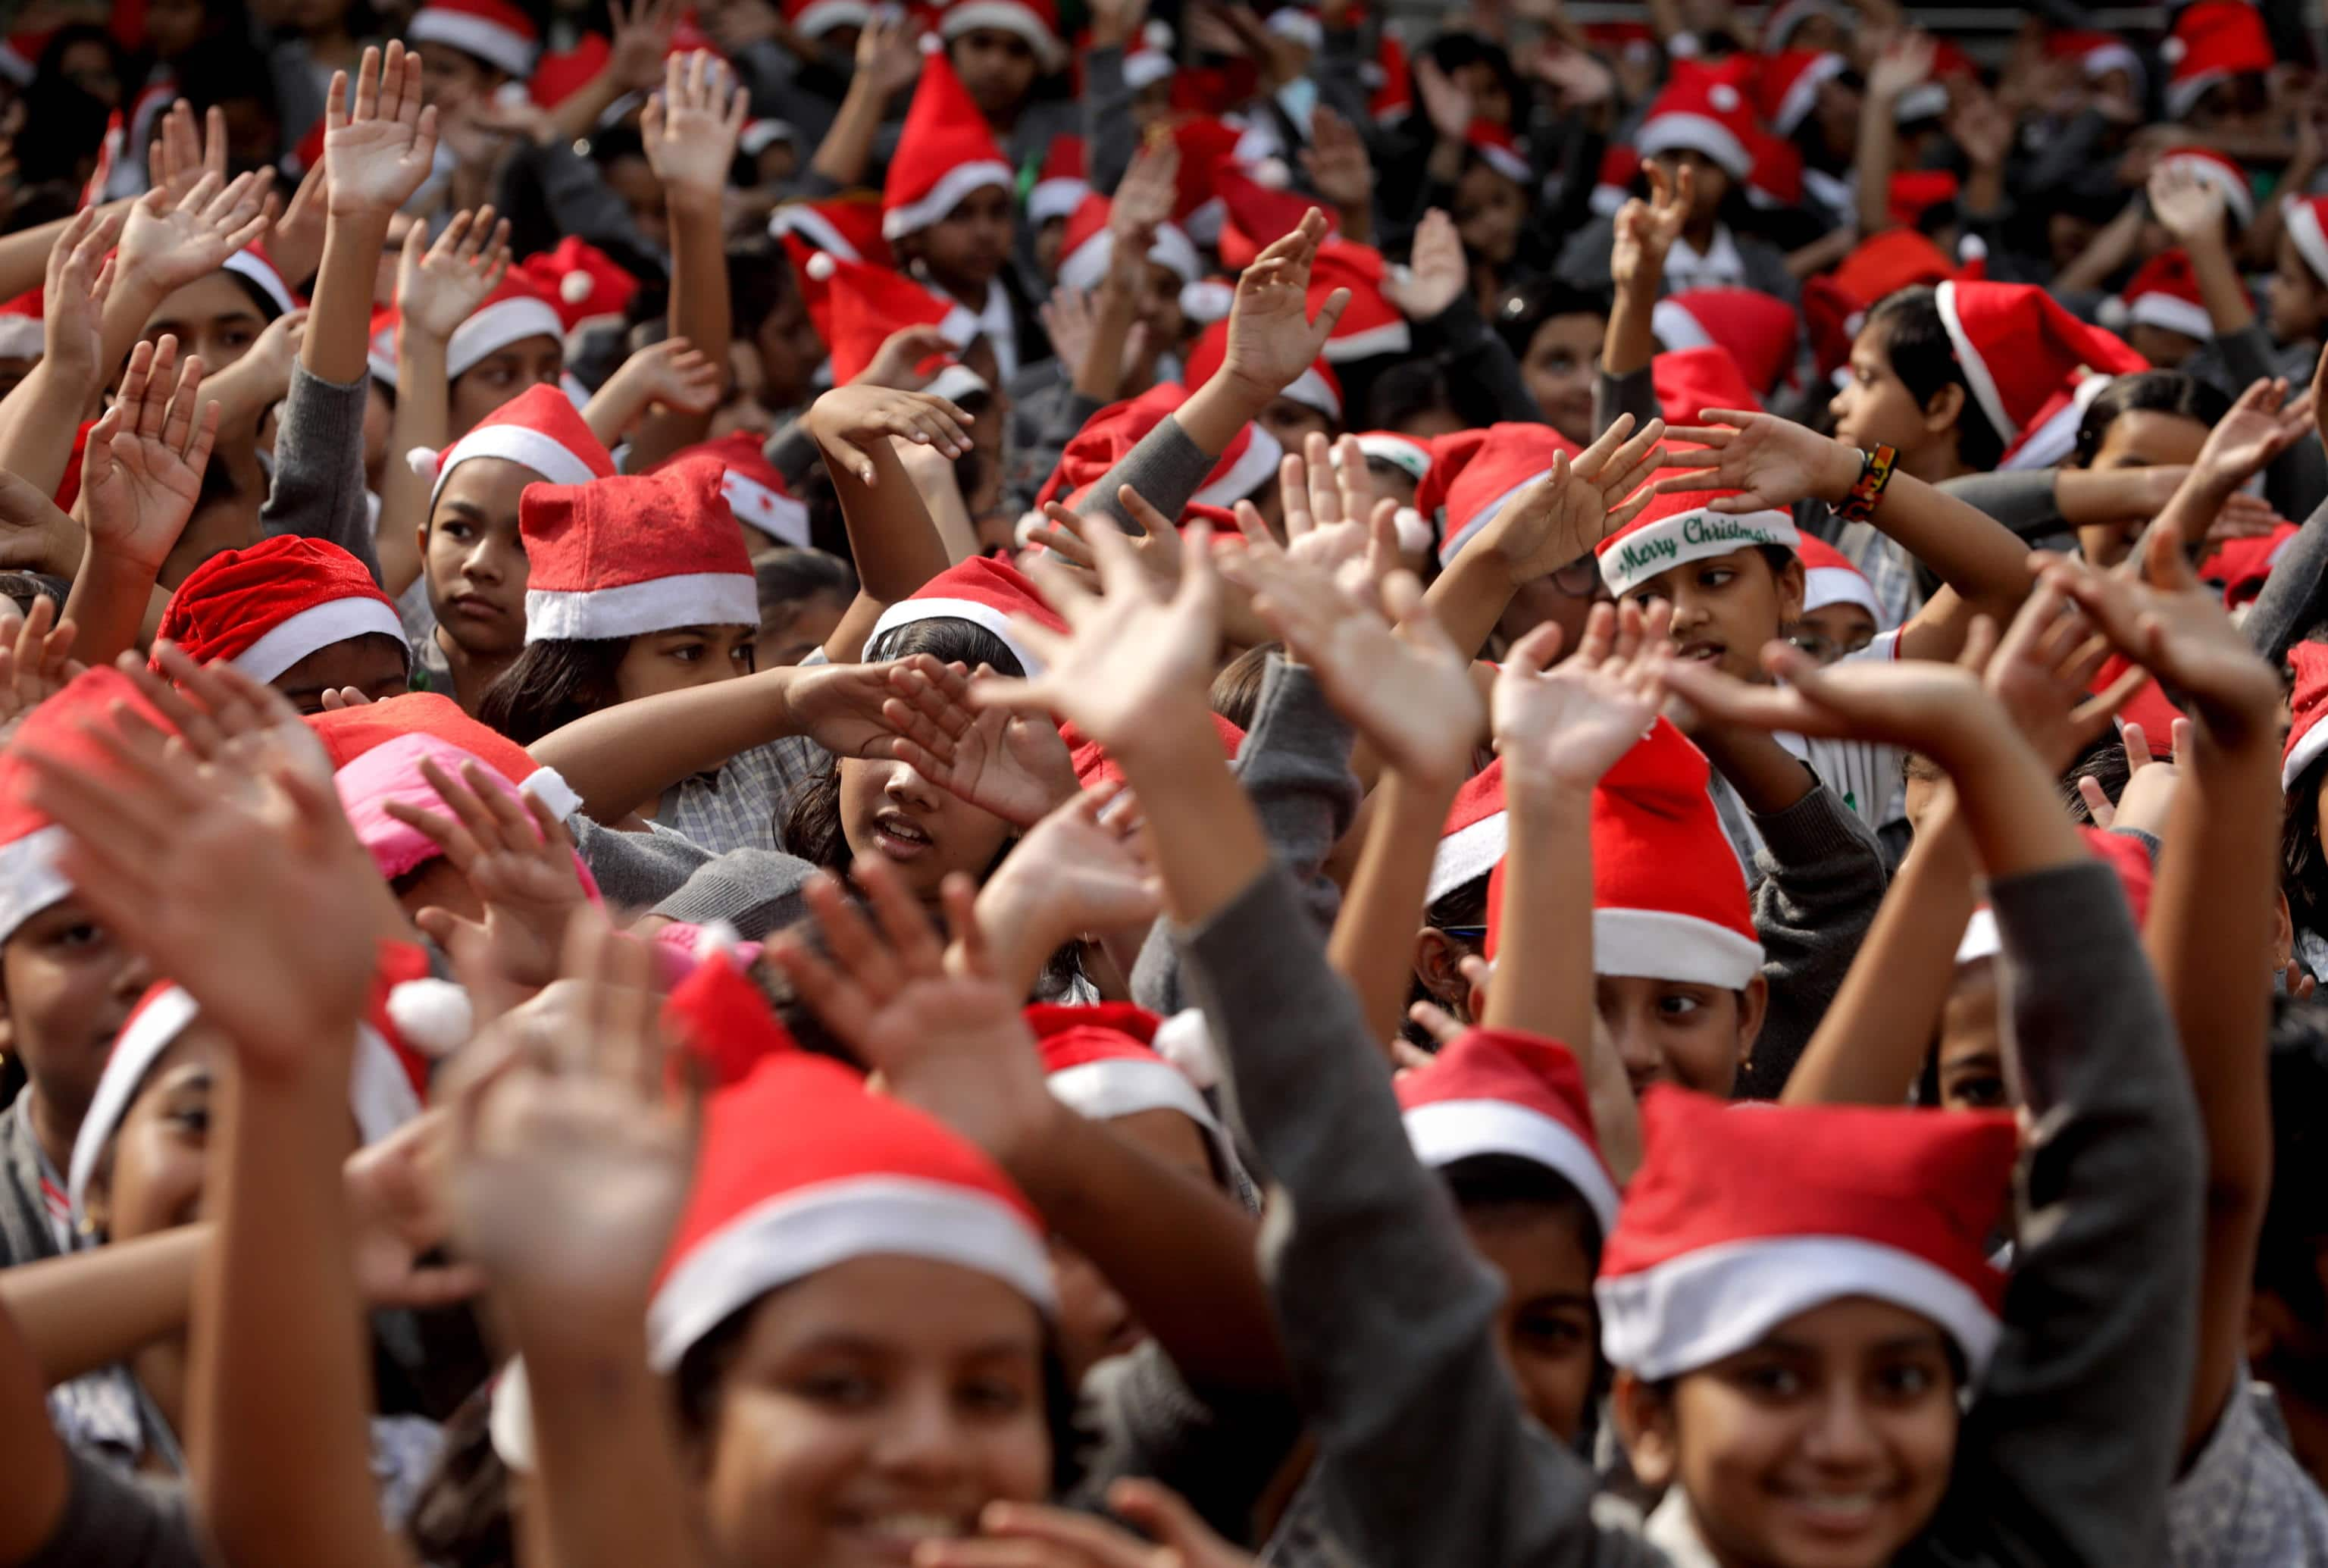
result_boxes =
[1053,192,1203,295]
[306,690,581,823]
[1652,292,1797,396]
[2163,2,2273,120]
[0,30,48,88]
[1034,383,1282,516]
[156,537,405,684]
[1934,280,2149,445]
[1652,346,1763,425]
[520,468,758,643]
[1598,1085,2016,1379]
[2112,249,2215,343]
[1123,21,1176,91]
[1888,169,1960,229]
[668,430,812,547]
[884,42,1015,239]
[511,236,639,344]
[648,1048,1053,1370]
[2200,519,2297,610]
[1798,534,1879,621]
[1025,1002,1233,1175]
[1466,122,1532,186]
[868,556,1062,676]
[1591,144,1641,218]
[784,0,873,40]
[221,243,299,318]
[1426,759,1507,906]
[0,287,41,361]
[2048,28,2145,94]
[1804,229,1963,379]
[1757,0,1844,52]
[447,274,565,380]
[1394,1026,1619,1234]
[1427,421,1580,565]
[1182,318,1339,421]
[0,668,171,946]
[1353,430,1432,484]
[1597,475,1798,599]
[414,380,617,507]
[367,305,402,386]
[2283,195,2328,290]
[1956,825,2153,965]
[1757,49,1847,136]
[1307,239,1411,361]
[793,243,981,385]
[2153,146,2254,228]
[937,0,1063,67]
[1212,167,1335,271]
[2283,640,2328,790]
[1030,134,1090,227]
[1742,129,1804,211]
[1998,369,2128,473]
[1635,70,1755,180]
[769,193,893,268]
[408,0,542,78]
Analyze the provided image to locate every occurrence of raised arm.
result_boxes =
[1602,161,1688,380]
[629,51,746,471]
[0,204,120,501]
[800,383,975,660]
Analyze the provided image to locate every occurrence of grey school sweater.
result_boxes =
[1178,856,2201,1568]
[258,365,381,587]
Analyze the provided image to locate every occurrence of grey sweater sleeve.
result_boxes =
[1180,865,1665,1568]
[2217,324,2328,524]
[1082,45,1139,195]
[1593,365,1659,444]
[1935,859,2202,1567]
[571,815,717,911]
[1735,784,1888,1100]
[1130,658,1360,1016]
[1069,413,1219,534]
[649,847,820,940]
[2244,490,2328,663]
[259,365,381,584]
[1939,469,2066,543]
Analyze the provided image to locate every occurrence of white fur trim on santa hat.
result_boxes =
[2000,372,2114,473]
[233,596,409,684]
[1123,48,1175,91]
[1597,1232,2003,1381]
[430,422,605,506]
[525,573,760,643]
[1804,565,1879,620]
[1321,315,1413,362]
[1048,1056,1219,1134]
[0,318,41,360]
[793,0,871,37]
[1151,1008,1221,1089]
[1266,8,1322,49]
[1650,296,1713,353]
[740,120,796,158]
[1771,51,1846,136]
[1280,364,1340,420]
[1638,113,1750,180]
[351,1023,426,1144]
[884,159,1016,241]
[2167,70,2229,123]
[869,596,1044,677]
[0,825,70,947]
[386,978,474,1059]
[1178,278,1234,324]
[1056,223,1202,295]
[1594,906,1763,991]
[2287,715,2328,792]
[2127,291,2213,343]
[2287,197,2328,292]
[489,1359,536,1472]
[769,204,864,261]
[2078,39,2142,85]
[1894,83,1948,124]
[1955,906,1999,966]
[1426,809,1507,906]
[1473,139,1531,186]
[68,985,200,1214]
[2154,150,2254,228]
[1353,433,1431,480]
[1932,280,2014,440]
[1403,1098,1620,1232]
[1441,470,1553,566]
[221,250,297,317]
[1194,424,1284,509]
[519,766,582,823]
[648,1175,1057,1370]
[448,297,565,379]
[723,470,812,546]
[408,6,539,78]
[1029,176,1090,227]
[925,364,991,405]
[939,0,1065,64]
[1598,507,1798,598]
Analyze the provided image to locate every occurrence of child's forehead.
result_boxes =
[1627,543,1786,597]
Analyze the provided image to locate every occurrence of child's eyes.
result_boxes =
[956,1378,1028,1416]
[1698,568,1735,589]
[1737,1361,1805,1399]
[1874,1360,1939,1401]
[794,1370,881,1408]
[729,643,757,668]
[1657,993,1704,1019]
[667,643,706,663]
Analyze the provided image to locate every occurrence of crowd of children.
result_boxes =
[0,0,2322,1563]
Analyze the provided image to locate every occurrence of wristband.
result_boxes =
[1837,444,1897,524]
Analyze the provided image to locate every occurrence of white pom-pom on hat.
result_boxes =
[918,30,943,54]
[559,271,594,305]
[692,919,744,965]
[1153,1008,1222,1091]
[1141,19,1173,48]
[1709,83,1741,111]
[805,251,837,281]
[386,978,474,1059]
[405,446,444,480]
[2160,35,2186,64]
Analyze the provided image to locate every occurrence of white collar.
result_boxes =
[1665,226,1747,287]
[1642,1491,1726,1568]
[969,280,1017,382]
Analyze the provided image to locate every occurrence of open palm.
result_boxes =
[324,42,440,218]
[885,678,1080,830]
[1494,603,1669,789]
[1219,209,1350,401]
[83,337,217,574]
[117,170,274,300]
[1657,410,1854,513]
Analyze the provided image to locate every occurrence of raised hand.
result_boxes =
[444,909,696,1334]
[128,641,336,795]
[917,1479,1262,1568]
[880,660,1081,829]
[2147,161,2229,249]
[2191,377,2312,493]
[1610,158,1691,294]
[397,205,512,340]
[324,42,440,220]
[383,757,589,997]
[848,323,955,391]
[1866,30,1938,106]
[1415,55,1474,142]
[1475,413,1666,584]
[1977,574,2145,772]
[1494,599,1671,790]
[854,12,924,99]
[642,49,749,202]
[206,308,308,421]
[591,336,724,434]
[115,167,274,305]
[146,100,227,207]
[263,155,333,290]
[1383,207,1464,322]
[1948,83,2013,173]
[1219,208,1351,404]
[80,336,218,574]
[1111,139,1180,244]
[804,383,974,480]
[1219,537,1484,784]
[1301,105,1373,211]
[787,653,952,759]
[39,203,121,393]
[1266,432,1381,581]
[0,473,82,577]
[606,0,683,91]
[0,596,81,740]
[1660,631,2002,760]
[1087,0,1152,49]
[1040,288,1097,383]
[979,784,1162,956]
[1655,409,1863,513]
[345,1110,487,1310]
[1525,42,1616,109]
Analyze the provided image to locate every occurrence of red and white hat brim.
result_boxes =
[222,250,298,316]
[884,160,1016,240]
[1803,565,1880,620]
[1321,315,1412,362]
[1047,1057,1236,1181]
[1280,364,1340,421]
[723,469,812,547]
[1056,223,1201,294]
[0,824,70,947]
[1932,280,2015,440]
[1474,140,1531,185]
[234,596,409,684]
[1638,114,1751,180]
[868,596,1044,676]
[938,0,1065,66]
[2286,197,2328,292]
[647,1175,1056,1371]
[448,297,565,379]
[768,204,866,261]
[2286,715,2328,791]
[1193,423,1283,509]
[1028,176,1091,227]
[1597,506,1799,597]
[1426,809,1507,906]
[408,7,539,78]
[2154,150,2254,228]
[1441,469,1552,567]
[1122,49,1175,91]
[69,985,199,1213]
[1353,433,1430,480]
[525,574,759,643]
[1649,297,1713,353]
[2126,291,2212,342]
[1598,1232,2002,1381]
[2167,70,2230,123]
[793,0,871,37]
[1771,52,1846,136]
[1403,1098,1619,1233]
[430,421,607,505]
[1595,906,1763,991]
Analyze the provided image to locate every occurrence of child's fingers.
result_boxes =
[1407,998,1466,1047]
[2123,720,2154,771]
[856,852,945,978]
[2076,774,2115,828]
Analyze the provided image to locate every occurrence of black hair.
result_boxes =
[16,52,114,187]
[1366,358,1460,433]
[477,637,632,744]
[405,1384,514,1568]
[1863,286,2005,473]
[1493,278,1613,363]
[1209,641,1281,732]
[0,571,68,621]
[756,547,855,622]
[673,1288,1085,1496]
[1440,1151,1607,1263]
[2068,370,2233,469]
[728,239,798,340]
[218,267,289,324]
[2284,745,2328,947]
[1411,33,1526,134]
[2258,994,2328,1324]
[588,124,649,171]
[2060,738,2130,826]
[172,34,283,171]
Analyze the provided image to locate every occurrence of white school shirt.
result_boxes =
[1710,629,1904,871]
